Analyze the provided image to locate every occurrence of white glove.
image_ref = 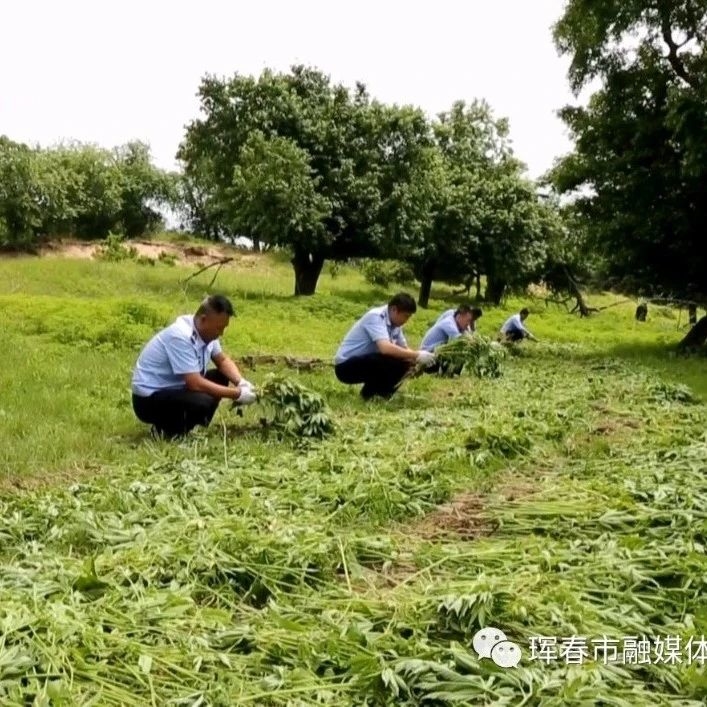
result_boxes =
[416,350,436,367]
[238,378,254,390]
[234,386,257,405]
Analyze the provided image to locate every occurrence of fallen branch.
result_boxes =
[544,295,573,311]
[181,257,234,291]
[596,299,633,311]
[239,354,332,371]
[570,301,599,316]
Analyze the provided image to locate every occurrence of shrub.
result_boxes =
[360,260,415,288]
[158,251,178,266]
[435,335,507,379]
[95,233,138,262]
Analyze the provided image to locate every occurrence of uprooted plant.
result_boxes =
[434,335,507,379]
[251,374,335,440]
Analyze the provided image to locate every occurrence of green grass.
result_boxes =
[1,248,706,705]
[1,252,704,480]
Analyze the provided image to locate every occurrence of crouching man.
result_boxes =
[420,304,483,375]
[334,292,435,400]
[499,307,538,343]
[131,294,256,439]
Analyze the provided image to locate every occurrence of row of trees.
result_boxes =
[0,139,176,248]
[2,0,704,341]
[176,66,565,303]
[2,94,566,307]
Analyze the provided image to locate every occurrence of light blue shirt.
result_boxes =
[435,308,457,324]
[334,305,408,364]
[132,315,222,396]
[500,313,530,336]
[436,307,476,330]
[420,313,465,351]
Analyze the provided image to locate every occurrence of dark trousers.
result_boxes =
[132,369,228,438]
[335,354,412,400]
[505,329,525,342]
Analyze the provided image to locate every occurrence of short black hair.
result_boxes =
[388,292,417,314]
[455,304,482,318]
[196,294,235,317]
[520,307,530,317]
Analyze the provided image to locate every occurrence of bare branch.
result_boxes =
[657,3,700,88]
[239,354,332,371]
[181,257,234,292]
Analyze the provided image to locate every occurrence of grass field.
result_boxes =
[1,246,706,705]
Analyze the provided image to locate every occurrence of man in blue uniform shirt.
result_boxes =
[334,292,435,400]
[420,305,483,352]
[499,307,538,342]
[420,304,482,375]
[131,294,255,438]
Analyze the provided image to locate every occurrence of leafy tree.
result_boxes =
[178,65,432,295]
[392,102,550,307]
[550,0,707,346]
[1,138,175,246]
[42,143,123,239]
[0,137,43,248]
[113,141,177,238]
[228,131,332,294]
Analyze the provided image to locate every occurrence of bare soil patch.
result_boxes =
[33,239,257,267]
[409,492,492,541]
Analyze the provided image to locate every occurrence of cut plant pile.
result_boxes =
[255,374,335,440]
[435,335,507,378]
[1,347,706,705]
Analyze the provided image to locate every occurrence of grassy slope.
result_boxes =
[0,248,706,705]
[0,251,704,480]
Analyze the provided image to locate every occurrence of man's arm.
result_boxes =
[376,339,419,361]
[162,336,245,400]
[212,351,245,385]
[362,313,430,362]
[520,323,538,341]
[183,372,243,400]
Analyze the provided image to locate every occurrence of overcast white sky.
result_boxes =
[1,0,582,180]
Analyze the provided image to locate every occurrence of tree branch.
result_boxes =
[658,3,700,88]
[181,257,234,292]
[239,354,332,371]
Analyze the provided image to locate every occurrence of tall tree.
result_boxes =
[113,141,177,238]
[551,0,707,346]
[395,101,549,307]
[178,65,432,295]
[1,137,176,245]
[227,131,332,295]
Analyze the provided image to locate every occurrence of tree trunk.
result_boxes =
[252,237,261,253]
[484,276,507,305]
[417,261,435,308]
[451,273,473,297]
[475,272,482,301]
[564,266,597,317]
[291,249,325,296]
[688,304,697,326]
[677,315,707,351]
